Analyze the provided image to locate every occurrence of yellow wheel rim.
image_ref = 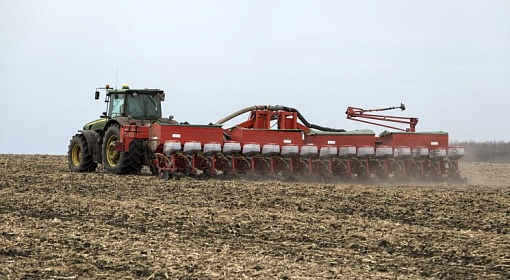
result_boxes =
[106,134,120,166]
[71,144,82,166]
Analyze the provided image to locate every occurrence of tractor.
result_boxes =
[67,84,175,174]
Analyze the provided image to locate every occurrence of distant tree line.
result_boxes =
[450,140,510,163]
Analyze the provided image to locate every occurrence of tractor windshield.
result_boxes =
[125,92,161,119]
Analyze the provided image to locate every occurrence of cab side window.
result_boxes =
[110,94,125,118]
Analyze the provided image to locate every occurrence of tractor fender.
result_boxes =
[107,117,130,127]
[106,117,156,128]
[78,130,101,159]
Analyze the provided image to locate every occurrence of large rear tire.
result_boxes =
[68,134,98,172]
[102,124,142,174]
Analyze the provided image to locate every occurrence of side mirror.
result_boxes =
[95,91,100,100]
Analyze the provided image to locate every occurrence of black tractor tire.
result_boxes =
[68,134,98,172]
[102,124,143,174]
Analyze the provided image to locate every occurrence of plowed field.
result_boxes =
[1,155,509,279]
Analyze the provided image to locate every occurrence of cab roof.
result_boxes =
[106,88,164,95]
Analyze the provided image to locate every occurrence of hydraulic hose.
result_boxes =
[215,105,345,132]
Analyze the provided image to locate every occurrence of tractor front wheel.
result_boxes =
[68,134,97,172]
[102,124,142,174]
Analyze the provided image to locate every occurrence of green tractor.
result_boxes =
[68,84,176,174]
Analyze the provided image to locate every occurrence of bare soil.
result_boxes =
[0,155,509,279]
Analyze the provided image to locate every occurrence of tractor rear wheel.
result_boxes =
[68,134,97,172]
[102,124,143,174]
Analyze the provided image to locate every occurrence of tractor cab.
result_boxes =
[96,84,165,120]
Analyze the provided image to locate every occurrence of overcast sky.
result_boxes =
[1,0,509,155]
